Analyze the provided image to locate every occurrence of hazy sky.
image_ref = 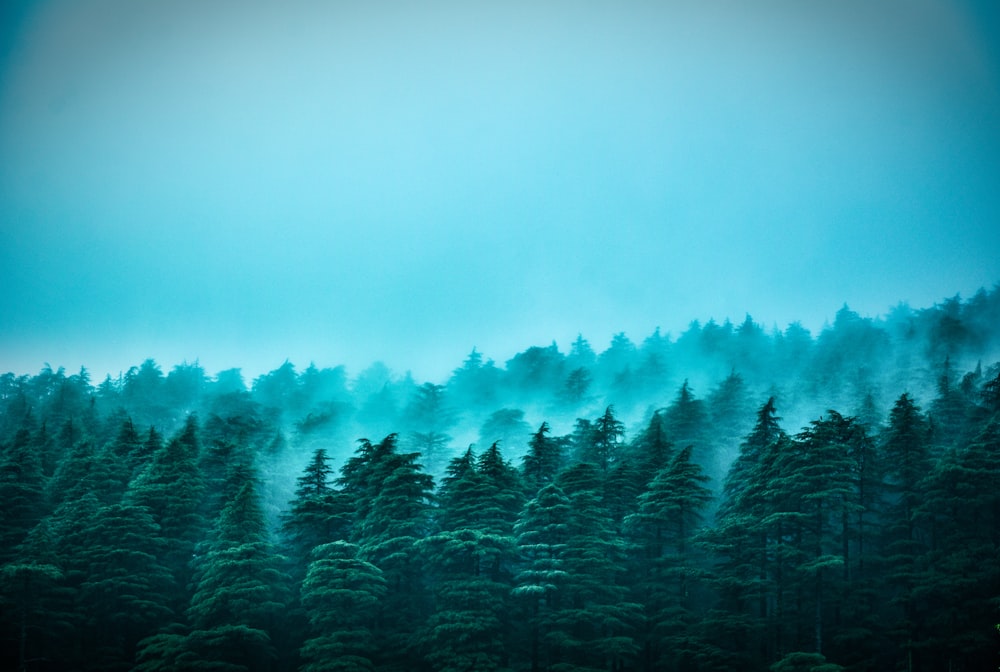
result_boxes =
[2,0,999,383]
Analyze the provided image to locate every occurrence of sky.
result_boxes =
[1,0,999,384]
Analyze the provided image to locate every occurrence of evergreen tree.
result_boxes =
[512,483,573,672]
[134,425,164,478]
[280,447,355,664]
[551,462,640,671]
[626,410,674,492]
[448,348,501,410]
[587,405,625,473]
[180,471,289,672]
[404,383,456,474]
[32,419,59,480]
[912,419,1000,669]
[299,541,387,672]
[125,415,206,601]
[878,393,932,669]
[68,502,176,670]
[705,398,788,667]
[0,519,66,672]
[435,447,479,531]
[346,434,435,670]
[777,412,864,659]
[0,428,47,565]
[664,380,709,471]
[625,445,714,670]
[928,356,973,451]
[418,444,522,672]
[706,370,754,481]
[558,367,593,407]
[604,457,643,534]
[282,448,353,564]
[108,417,142,467]
[521,421,563,494]
[718,397,784,517]
[474,441,525,536]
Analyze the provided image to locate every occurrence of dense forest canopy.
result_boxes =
[1,287,999,671]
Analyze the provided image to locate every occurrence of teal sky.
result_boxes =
[2,0,999,382]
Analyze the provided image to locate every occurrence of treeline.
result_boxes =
[0,289,999,671]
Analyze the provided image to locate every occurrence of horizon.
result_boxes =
[6,283,995,385]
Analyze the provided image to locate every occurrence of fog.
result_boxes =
[1,1,999,383]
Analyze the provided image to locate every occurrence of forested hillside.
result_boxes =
[1,288,999,671]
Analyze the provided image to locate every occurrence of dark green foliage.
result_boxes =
[548,462,641,670]
[299,541,386,672]
[911,420,1000,670]
[163,471,290,672]
[419,442,523,670]
[625,445,713,670]
[0,428,46,564]
[626,410,674,492]
[63,502,176,670]
[664,380,709,469]
[1,289,999,672]
[521,421,563,493]
[718,397,784,514]
[341,434,435,670]
[587,405,625,473]
[0,519,67,672]
[512,483,574,671]
[282,448,353,563]
[125,415,207,598]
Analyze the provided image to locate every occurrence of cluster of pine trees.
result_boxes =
[1,290,999,671]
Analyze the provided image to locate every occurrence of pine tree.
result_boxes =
[558,366,593,407]
[521,421,563,494]
[706,370,754,482]
[125,415,206,603]
[512,483,573,672]
[345,434,435,670]
[588,405,625,473]
[551,462,640,671]
[627,410,674,490]
[779,412,863,659]
[418,442,523,670]
[404,383,456,474]
[299,541,387,672]
[0,428,47,565]
[282,448,353,564]
[625,444,714,670]
[0,519,66,672]
[435,446,478,528]
[664,380,709,472]
[474,441,524,536]
[912,419,1000,669]
[181,470,289,672]
[108,417,142,470]
[718,397,784,517]
[69,502,176,670]
[704,398,787,667]
[928,356,973,451]
[878,393,932,669]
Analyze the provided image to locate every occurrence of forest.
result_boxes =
[1,287,999,672]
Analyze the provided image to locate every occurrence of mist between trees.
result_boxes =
[1,287,999,671]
